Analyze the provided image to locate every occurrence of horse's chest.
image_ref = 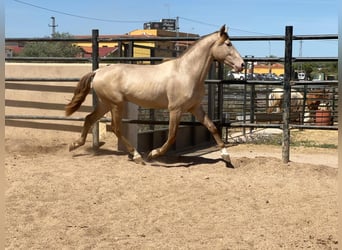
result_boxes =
[187,84,205,99]
[169,83,205,109]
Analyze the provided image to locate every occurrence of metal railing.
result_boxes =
[5,26,338,163]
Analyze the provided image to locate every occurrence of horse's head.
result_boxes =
[212,25,244,72]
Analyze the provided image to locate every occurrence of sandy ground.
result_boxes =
[5,127,338,249]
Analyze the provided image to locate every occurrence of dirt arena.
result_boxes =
[5,127,338,249]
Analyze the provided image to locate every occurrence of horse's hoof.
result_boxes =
[221,153,231,163]
[134,156,146,165]
[220,148,231,163]
[130,151,145,165]
[69,143,77,152]
[146,149,159,161]
[146,152,153,161]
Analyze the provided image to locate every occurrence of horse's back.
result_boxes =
[92,63,172,108]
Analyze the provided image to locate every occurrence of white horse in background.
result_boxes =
[267,88,304,114]
[267,88,331,123]
[65,25,244,164]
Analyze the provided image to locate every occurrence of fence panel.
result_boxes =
[5,27,338,161]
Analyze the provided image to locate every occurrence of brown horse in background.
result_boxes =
[65,25,244,164]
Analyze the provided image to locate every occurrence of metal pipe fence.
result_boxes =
[5,27,338,162]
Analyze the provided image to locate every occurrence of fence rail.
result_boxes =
[5,26,338,163]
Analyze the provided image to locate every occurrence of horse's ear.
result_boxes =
[219,25,228,43]
[219,25,226,36]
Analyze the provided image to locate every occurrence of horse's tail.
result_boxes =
[65,71,96,116]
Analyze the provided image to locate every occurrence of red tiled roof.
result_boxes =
[79,46,118,58]
[74,34,157,40]
[6,45,23,54]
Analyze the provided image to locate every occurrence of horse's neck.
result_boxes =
[177,34,216,82]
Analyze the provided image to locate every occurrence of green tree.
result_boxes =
[294,61,338,78]
[19,32,81,57]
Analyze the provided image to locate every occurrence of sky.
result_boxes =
[5,0,339,57]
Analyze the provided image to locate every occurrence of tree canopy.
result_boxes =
[294,61,338,78]
[19,32,81,57]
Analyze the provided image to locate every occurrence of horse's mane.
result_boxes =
[160,31,219,64]
[177,31,218,59]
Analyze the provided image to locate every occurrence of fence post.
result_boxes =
[282,26,293,163]
[246,56,255,134]
[92,29,100,149]
[207,63,216,119]
[217,62,224,127]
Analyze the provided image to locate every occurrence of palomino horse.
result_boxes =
[65,25,244,164]
[266,88,304,114]
[266,88,330,123]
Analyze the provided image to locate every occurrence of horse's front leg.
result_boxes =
[190,105,231,163]
[147,109,182,160]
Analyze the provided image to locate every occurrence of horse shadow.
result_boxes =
[71,143,234,168]
[146,154,234,168]
[71,142,127,158]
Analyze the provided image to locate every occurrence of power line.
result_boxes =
[178,16,273,36]
[179,16,339,40]
[178,17,217,28]
[12,0,339,44]
[13,0,147,23]
[13,0,269,36]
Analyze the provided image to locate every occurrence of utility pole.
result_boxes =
[49,16,58,37]
[299,40,303,71]
[175,16,179,56]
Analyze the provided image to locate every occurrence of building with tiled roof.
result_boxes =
[73,29,198,60]
[251,62,284,75]
[5,29,198,60]
[78,46,118,58]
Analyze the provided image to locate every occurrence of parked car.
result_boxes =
[298,72,306,80]
[227,71,245,80]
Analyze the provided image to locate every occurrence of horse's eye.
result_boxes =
[226,42,232,47]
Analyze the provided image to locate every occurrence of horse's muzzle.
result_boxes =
[234,63,244,72]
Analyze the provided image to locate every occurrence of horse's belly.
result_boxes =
[126,94,169,109]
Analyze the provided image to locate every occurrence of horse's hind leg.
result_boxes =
[110,104,145,164]
[190,105,231,163]
[69,102,109,151]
